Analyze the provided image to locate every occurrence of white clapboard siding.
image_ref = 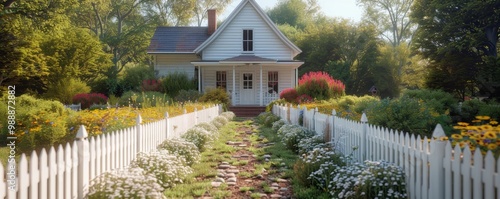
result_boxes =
[1,105,222,199]
[202,3,293,61]
[155,54,200,79]
[273,104,500,199]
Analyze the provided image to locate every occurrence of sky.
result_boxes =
[220,0,364,23]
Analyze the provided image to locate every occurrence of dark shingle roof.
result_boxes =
[148,27,209,53]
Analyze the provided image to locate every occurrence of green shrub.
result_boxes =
[264,114,280,128]
[211,115,229,129]
[160,73,196,98]
[199,88,230,109]
[277,124,315,153]
[174,90,202,103]
[366,97,451,137]
[220,111,236,121]
[43,77,91,104]
[266,99,286,112]
[120,64,156,92]
[0,95,73,154]
[271,119,287,132]
[193,122,218,134]
[402,89,458,114]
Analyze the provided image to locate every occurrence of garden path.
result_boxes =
[201,120,293,199]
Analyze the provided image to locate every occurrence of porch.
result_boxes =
[192,55,303,106]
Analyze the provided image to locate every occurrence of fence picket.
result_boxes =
[484,151,495,199]
[453,144,462,199]
[462,146,472,199]
[0,163,5,199]
[29,151,39,199]
[39,149,48,199]
[18,154,28,199]
[64,143,72,199]
[472,149,483,199]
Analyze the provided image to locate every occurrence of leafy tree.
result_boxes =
[144,0,197,26]
[411,0,500,99]
[193,0,232,26]
[357,0,415,47]
[267,0,320,29]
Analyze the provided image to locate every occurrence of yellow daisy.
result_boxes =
[485,131,497,139]
[487,144,497,150]
[476,116,491,120]
[457,122,470,126]
[451,134,463,140]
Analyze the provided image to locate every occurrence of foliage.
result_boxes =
[211,115,229,130]
[277,124,315,153]
[324,160,407,198]
[366,97,452,137]
[297,135,329,155]
[263,114,280,128]
[411,0,500,99]
[256,112,275,124]
[458,100,500,123]
[120,64,156,92]
[267,0,321,29]
[141,79,161,92]
[161,73,196,98]
[181,126,215,152]
[87,167,164,199]
[72,93,108,110]
[302,95,379,120]
[157,139,200,166]
[220,111,236,121]
[130,150,193,188]
[272,119,287,132]
[297,94,314,104]
[0,95,74,154]
[265,98,287,112]
[280,88,299,103]
[296,71,345,100]
[402,89,458,114]
[119,91,169,108]
[43,77,91,104]
[199,88,230,108]
[194,122,219,135]
[174,90,203,103]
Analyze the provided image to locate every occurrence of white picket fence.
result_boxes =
[273,104,500,199]
[0,105,221,199]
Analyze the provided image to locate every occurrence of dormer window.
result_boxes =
[243,29,253,52]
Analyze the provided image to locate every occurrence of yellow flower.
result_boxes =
[472,120,482,123]
[451,134,463,140]
[488,144,497,150]
[461,131,471,137]
[485,131,497,139]
[457,122,470,126]
[439,136,449,141]
[459,141,468,148]
[476,116,491,120]
[491,121,499,125]
[453,126,465,130]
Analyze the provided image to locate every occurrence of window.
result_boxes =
[216,71,226,90]
[243,73,253,89]
[243,29,253,52]
[268,71,278,93]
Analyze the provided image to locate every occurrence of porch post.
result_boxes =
[198,66,201,92]
[295,68,298,87]
[260,64,263,106]
[232,65,236,105]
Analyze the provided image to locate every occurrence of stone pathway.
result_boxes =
[202,122,292,199]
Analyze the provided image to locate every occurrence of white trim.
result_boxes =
[198,66,201,92]
[260,65,263,106]
[232,66,236,105]
[147,52,196,54]
[193,0,302,56]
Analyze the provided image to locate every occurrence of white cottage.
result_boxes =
[147,0,304,106]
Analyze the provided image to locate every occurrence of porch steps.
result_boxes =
[229,106,266,118]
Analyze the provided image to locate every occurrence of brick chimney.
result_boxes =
[207,9,217,35]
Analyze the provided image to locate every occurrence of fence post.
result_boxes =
[429,124,447,199]
[288,104,292,123]
[361,113,368,161]
[312,107,318,131]
[331,109,336,145]
[136,114,143,153]
[165,112,169,139]
[76,125,89,199]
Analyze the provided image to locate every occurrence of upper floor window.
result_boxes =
[216,71,227,90]
[243,29,253,52]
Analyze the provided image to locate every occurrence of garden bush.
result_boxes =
[181,126,214,152]
[402,89,458,115]
[130,150,193,188]
[157,139,200,166]
[120,64,156,92]
[277,124,315,153]
[256,112,274,124]
[160,73,196,98]
[141,79,162,92]
[294,147,343,187]
[220,111,236,121]
[194,122,218,135]
[174,90,203,103]
[323,160,407,199]
[297,135,329,155]
[265,98,286,112]
[271,119,287,132]
[44,77,91,104]
[199,88,230,109]
[280,88,298,103]
[87,167,164,199]
[296,71,345,101]
[0,95,74,154]
[263,114,280,128]
[211,115,229,129]
[366,97,452,137]
[72,93,108,109]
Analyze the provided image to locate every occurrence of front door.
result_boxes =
[240,73,254,105]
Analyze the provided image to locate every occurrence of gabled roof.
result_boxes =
[147,27,209,53]
[193,0,302,56]
[221,55,277,63]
